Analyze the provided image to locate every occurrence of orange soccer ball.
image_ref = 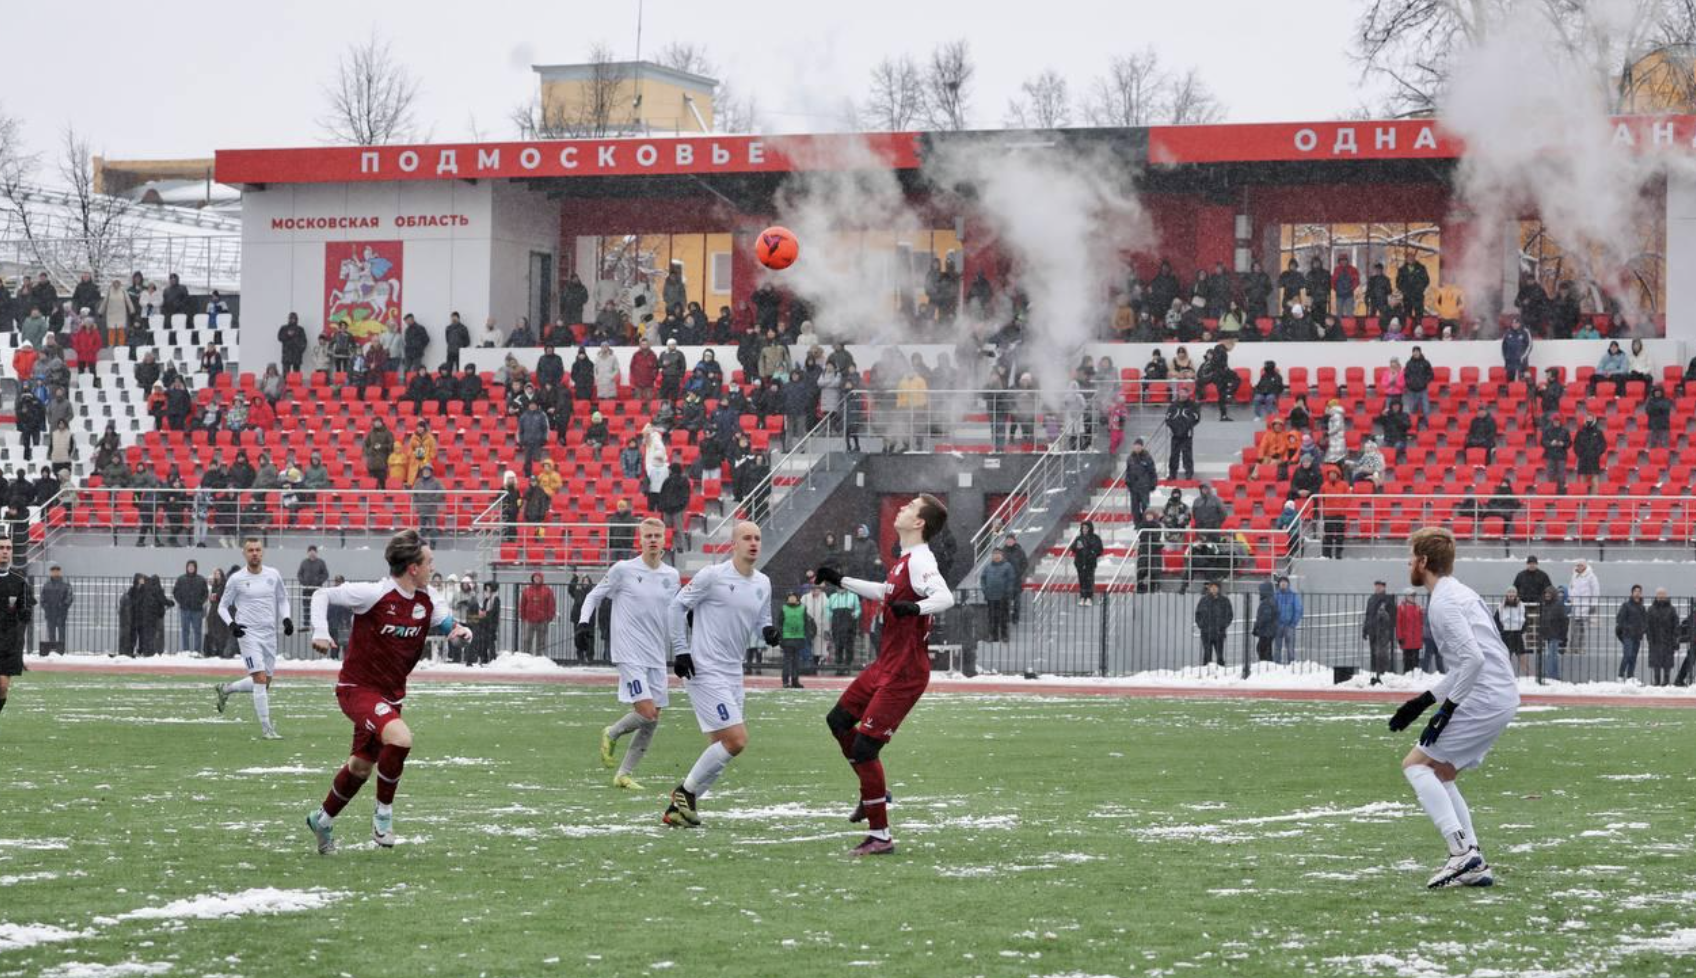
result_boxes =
[754,226,800,270]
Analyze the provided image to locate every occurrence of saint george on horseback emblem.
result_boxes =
[324,240,404,339]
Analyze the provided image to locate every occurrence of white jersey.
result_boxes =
[669,560,772,678]
[1427,575,1521,717]
[581,556,680,668]
[218,565,290,642]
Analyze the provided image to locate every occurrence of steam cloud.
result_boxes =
[1440,0,1687,332]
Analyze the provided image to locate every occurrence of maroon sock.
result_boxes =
[853,759,889,832]
[375,744,411,805]
[322,765,367,818]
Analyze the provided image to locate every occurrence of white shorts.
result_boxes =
[686,673,746,733]
[1421,703,1516,772]
[238,635,276,677]
[616,663,670,708]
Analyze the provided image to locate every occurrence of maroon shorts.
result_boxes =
[837,664,929,741]
[336,685,403,763]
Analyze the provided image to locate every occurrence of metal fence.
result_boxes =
[25,570,1694,687]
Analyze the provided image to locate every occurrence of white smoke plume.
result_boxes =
[772,135,1152,398]
[929,139,1152,395]
[1440,0,1681,332]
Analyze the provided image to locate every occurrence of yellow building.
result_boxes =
[534,60,717,136]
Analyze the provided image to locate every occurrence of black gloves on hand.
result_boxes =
[813,566,844,587]
[762,625,782,646]
[282,618,294,637]
[1387,690,1435,731]
[574,622,594,653]
[890,601,922,618]
[1419,699,1458,747]
[673,653,695,680]
[229,622,247,638]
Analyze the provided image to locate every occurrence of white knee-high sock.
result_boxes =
[683,741,734,796]
[252,684,272,729]
[1444,781,1478,851]
[1405,765,1468,854]
[607,711,646,740]
[225,676,255,694]
[619,718,658,777]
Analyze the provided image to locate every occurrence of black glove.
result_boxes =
[762,625,782,646]
[813,566,844,587]
[282,618,294,637]
[229,622,246,638]
[1387,690,1435,731]
[1419,699,1458,747]
[673,653,695,680]
[574,622,594,653]
[890,601,922,618]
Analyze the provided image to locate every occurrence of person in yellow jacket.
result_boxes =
[1432,282,1465,330]
[387,443,412,488]
[894,368,930,453]
[535,458,563,497]
[405,421,439,486]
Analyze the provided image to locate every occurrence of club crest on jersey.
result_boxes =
[411,603,426,619]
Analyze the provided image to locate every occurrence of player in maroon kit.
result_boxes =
[303,530,472,853]
[812,494,953,856]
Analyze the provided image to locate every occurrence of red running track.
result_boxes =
[25,659,1696,710]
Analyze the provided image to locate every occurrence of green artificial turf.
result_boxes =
[0,673,1691,978]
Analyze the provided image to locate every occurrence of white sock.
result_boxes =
[225,676,255,694]
[683,741,734,797]
[252,684,272,729]
[316,806,334,828]
[868,828,891,841]
[607,711,646,741]
[618,718,659,777]
[1444,781,1479,852]
[375,802,392,817]
[1405,765,1468,854]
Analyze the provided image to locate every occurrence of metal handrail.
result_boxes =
[1028,422,1174,597]
[969,413,1087,570]
[700,409,837,544]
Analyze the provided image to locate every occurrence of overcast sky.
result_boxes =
[6,0,1376,168]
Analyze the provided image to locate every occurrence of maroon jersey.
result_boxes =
[312,578,449,703]
[873,544,951,679]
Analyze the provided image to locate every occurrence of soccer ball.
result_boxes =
[754,226,800,270]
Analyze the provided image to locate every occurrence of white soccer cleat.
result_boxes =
[1427,847,1485,889]
[372,811,396,848]
[305,810,335,855]
[261,724,282,740]
[1456,860,1495,887]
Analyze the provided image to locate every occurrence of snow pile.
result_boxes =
[98,887,347,923]
[1619,929,1696,955]
[42,963,173,978]
[0,922,84,951]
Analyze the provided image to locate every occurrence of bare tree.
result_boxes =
[0,105,47,272]
[56,127,133,284]
[511,42,631,138]
[657,41,756,133]
[1353,0,1696,115]
[1167,68,1225,125]
[320,31,421,145]
[862,55,926,131]
[1084,50,1168,126]
[1004,69,1073,129]
[922,39,975,130]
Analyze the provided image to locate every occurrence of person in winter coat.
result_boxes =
[1646,588,1681,686]
[628,337,659,401]
[1164,396,1201,480]
[1541,415,1572,492]
[1400,346,1434,424]
[1274,576,1303,663]
[1573,411,1608,494]
[1643,385,1674,448]
[70,320,102,375]
[1397,589,1426,674]
[517,401,549,474]
[1501,319,1533,382]
[1568,559,1600,655]
[518,572,555,657]
[657,461,692,549]
[362,419,395,488]
[1616,585,1648,681]
[1195,580,1233,667]
[592,344,620,400]
[172,560,208,655]
[1069,520,1104,606]
[570,347,596,400]
[1539,585,1570,681]
[38,564,72,653]
[1361,580,1397,680]
[1257,419,1300,479]
[1252,580,1280,662]
[1322,401,1348,465]
[1124,438,1159,517]
[1288,453,1323,503]
[1252,361,1284,419]
[1463,404,1499,463]
[981,548,1019,641]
